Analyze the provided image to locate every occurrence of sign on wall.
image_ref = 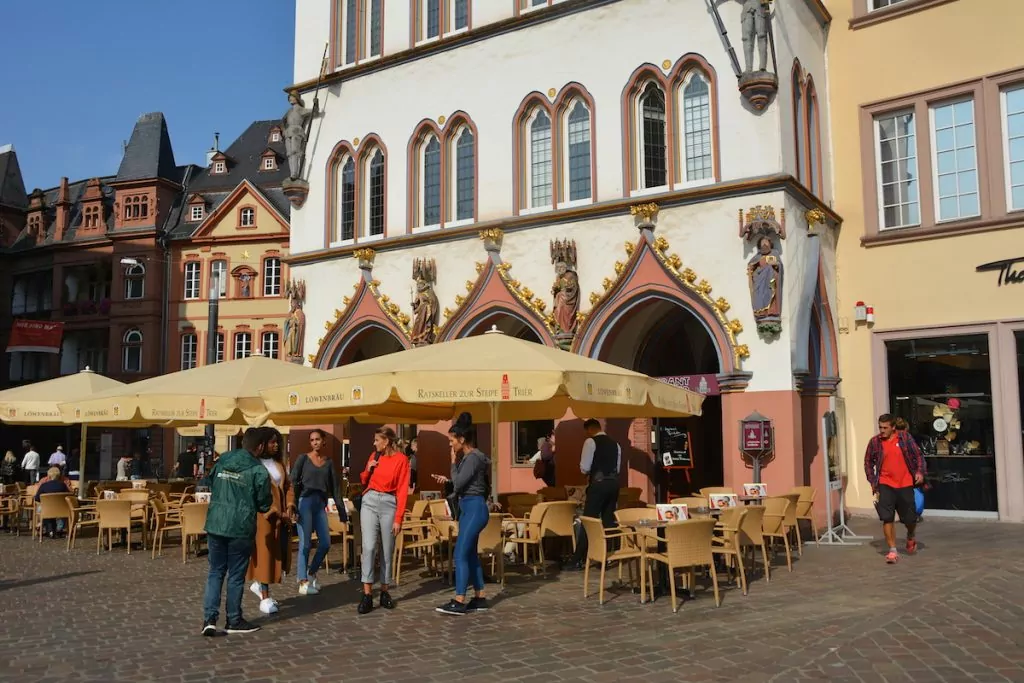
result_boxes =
[6,319,64,353]
[976,258,1024,286]
[658,374,720,396]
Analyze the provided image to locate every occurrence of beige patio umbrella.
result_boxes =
[260,328,704,485]
[59,354,327,428]
[0,368,127,500]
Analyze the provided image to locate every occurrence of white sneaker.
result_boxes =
[259,597,279,614]
[249,581,262,599]
[310,576,321,592]
[298,581,319,596]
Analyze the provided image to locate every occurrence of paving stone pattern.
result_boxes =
[0,518,1021,683]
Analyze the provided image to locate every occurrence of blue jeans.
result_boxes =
[297,493,330,581]
[203,534,253,625]
[453,496,488,597]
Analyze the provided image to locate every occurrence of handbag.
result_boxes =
[913,487,925,517]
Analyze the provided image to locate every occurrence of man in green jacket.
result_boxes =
[202,428,272,636]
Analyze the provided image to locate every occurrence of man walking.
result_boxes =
[21,440,40,483]
[566,419,622,571]
[864,414,925,564]
[48,446,66,473]
[202,428,272,636]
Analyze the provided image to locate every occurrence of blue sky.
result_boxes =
[0,0,295,191]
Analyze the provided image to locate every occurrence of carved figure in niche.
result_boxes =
[747,236,783,336]
[239,273,252,298]
[282,92,319,181]
[740,0,772,75]
[284,279,307,362]
[410,258,439,346]
[550,238,580,340]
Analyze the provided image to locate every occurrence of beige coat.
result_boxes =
[247,460,294,585]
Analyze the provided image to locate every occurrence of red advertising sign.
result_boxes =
[6,319,64,354]
[500,374,510,400]
[742,420,767,451]
[657,374,720,396]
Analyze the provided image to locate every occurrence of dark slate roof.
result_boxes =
[0,146,28,209]
[115,113,178,183]
[7,176,117,251]
[186,120,289,193]
[166,120,290,240]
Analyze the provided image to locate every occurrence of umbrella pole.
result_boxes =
[77,424,88,501]
[489,402,499,506]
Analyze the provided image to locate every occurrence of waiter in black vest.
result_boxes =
[565,419,622,571]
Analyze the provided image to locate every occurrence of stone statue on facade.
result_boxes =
[740,205,785,336]
[282,92,318,181]
[284,279,307,363]
[746,236,783,336]
[740,0,771,75]
[281,46,328,210]
[410,258,439,346]
[550,238,580,344]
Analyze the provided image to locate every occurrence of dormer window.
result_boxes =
[83,205,102,229]
[269,127,282,143]
[27,214,42,235]
[213,161,226,174]
[260,149,278,172]
[190,204,204,222]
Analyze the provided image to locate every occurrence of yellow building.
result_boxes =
[828,0,1024,520]
[164,122,292,457]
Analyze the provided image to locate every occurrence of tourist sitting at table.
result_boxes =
[34,467,70,538]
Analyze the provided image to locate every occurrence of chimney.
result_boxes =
[54,177,71,242]
[206,132,220,165]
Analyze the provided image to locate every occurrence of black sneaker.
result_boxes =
[562,560,584,572]
[466,597,489,612]
[225,618,260,634]
[357,593,374,615]
[201,619,217,637]
[379,591,395,609]
[435,599,468,616]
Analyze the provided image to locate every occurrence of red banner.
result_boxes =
[6,319,64,354]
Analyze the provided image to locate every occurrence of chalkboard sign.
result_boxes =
[659,426,692,467]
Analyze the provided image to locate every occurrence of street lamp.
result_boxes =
[201,271,221,470]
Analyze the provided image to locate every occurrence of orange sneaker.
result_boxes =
[906,539,918,555]
[885,550,899,564]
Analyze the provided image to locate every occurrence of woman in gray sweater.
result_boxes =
[436,412,491,616]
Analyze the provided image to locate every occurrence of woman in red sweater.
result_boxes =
[357,426,410,615]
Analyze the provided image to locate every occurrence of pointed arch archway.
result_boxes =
[313,272,412,370]
[438,252,558,346]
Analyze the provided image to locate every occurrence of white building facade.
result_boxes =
[286,0,840,500]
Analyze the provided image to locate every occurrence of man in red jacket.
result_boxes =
[864,414,926,564]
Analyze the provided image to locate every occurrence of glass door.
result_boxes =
[886,334,997,512]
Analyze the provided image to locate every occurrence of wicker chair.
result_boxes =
[644,519,721,612]
[579,516,644,605]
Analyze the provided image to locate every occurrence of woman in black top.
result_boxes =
[290,429,345,596]
[436,413,492,616]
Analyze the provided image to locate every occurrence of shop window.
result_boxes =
[513,420,554,467]
[886,334,996,513]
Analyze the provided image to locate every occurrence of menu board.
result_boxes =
[659,426,692,467]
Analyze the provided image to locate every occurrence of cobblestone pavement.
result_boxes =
[0,517,1022,683]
